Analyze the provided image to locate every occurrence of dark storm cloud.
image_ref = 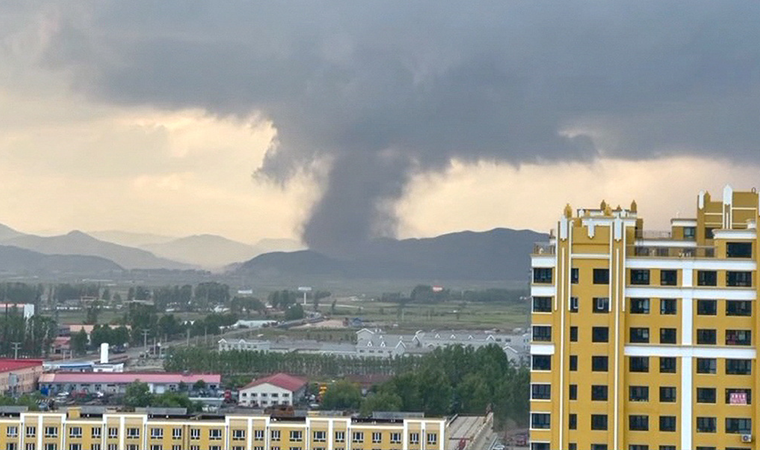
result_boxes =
[34,1,760,254]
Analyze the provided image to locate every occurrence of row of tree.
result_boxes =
[0,308,57,357]
[381,286,526,304]
[321,345,528,428]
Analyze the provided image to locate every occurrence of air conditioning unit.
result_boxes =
[741,434,753,443]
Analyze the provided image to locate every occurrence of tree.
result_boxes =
[360,391,402,416]
[284,304,305,321]
[85,302,101,325]
[321,380,362,410]
[124,381,152,408]
[193,380,207,392]
[71,329,88,356]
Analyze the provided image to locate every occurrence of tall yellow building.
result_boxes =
[530,186,760,450]
[0,408,445,450]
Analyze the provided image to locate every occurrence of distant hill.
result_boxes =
[89,230,176,247]
[1,231,192,270]
[235,228,546,282]
[0,223,25,241]
[0,245,123,275]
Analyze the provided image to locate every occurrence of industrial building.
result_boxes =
[0,408,446,450]
[0,359,44,395]
[530,186,760,450]
[38,372,221,395]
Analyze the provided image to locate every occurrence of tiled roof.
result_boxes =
[0,359,43,373]
[242,373,307,392]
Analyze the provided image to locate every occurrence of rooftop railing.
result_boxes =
[533,243,556,255]
[636,230,673,239]
[627,246,716,258]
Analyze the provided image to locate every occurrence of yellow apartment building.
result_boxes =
[530,186,760,450]
[0,408,445,450]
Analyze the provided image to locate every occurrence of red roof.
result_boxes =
[243,373,307,392]
[38,372,220,384]
[0,359,43,373]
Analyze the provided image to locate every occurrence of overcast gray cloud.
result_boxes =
[25,1,760,254]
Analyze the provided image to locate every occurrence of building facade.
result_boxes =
[0,359,44,395]
[530,186,760,450]
[0,408,446,450]
[38,373,221,396]
[239,373,307,407]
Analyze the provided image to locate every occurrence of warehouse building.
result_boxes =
[38,372,221,395]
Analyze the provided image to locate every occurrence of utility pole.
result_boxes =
[186,328,190,347]
[11,342,21,359]
[142,330,149,351]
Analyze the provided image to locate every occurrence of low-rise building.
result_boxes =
[0,303,34,319]
[38,372,221,395]
[0,359,44,395]
[0,408,446,450]
[239,373,307,407]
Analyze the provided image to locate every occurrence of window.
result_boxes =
[660,328,677,344]
[26,427,36,438]
[313,431,326,442]
[45,427,58,438]
[569,355,577,371]
[532,355,551,371]
[352,432,364,443]
[660,298,677,314]
[570,326,578,342]
[271,430,281,441]
[727,271,753,287]
[660,270,677,286]
[696,358,716,374]
[44,446,56,450]
[571,268,579,283]
[172,429,181,440]
[232,430,245,441]
[26,444,35,450]
[189,429,200,440]
[630,269,650,285]
[630,356,649,372]
[533,268,552,284]
[149,446,161,450]
[151,428,163,439]
[697,387,716,403]
[726,388,752,405]
[591,446,607,450]
[569,413,577,430]
[426,433,437,445]
[660,357,676,373]
[629,446,648,450]
[726,359,752,375]
[697,299,717,315]
[592,385,608,401]
[659,416,676,432]
[727,300,752,316]
[570,296,579,312]
[334,431,344,443]
[390,433,401,444]
[409,433,419,444]
[592,327,608,342]
[696,329,716,345]
[591,414,608,430]
[569,384,577,400]
[594,269,609,284]
[532,297,552,312]
[592,356,608,372]
[630,298,650,314]
[696,417,716,433]
[629,386,649,402]
[726,418,752,433]
[726,329,752,346]
[593,297,609,313]
[531,413,550,429]
[630,327,649,343]
[629,415,649,431]
[697,270,717,286]
[727,242,752,258]
[127,428,139,439]
[8,427,18,438]
[91,428,101,439]
[92,445,101,450]
[288,431,302,442]
[532,326,551,342]
[531,384,551,400]
[108,428,117,439]
[68,427,82,439]
[69,446,81,450]
[684,226,696,239]
[531,445,550,450]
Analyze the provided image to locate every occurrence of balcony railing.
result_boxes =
[635,230,673,239]
[533,243,556,255]
[627,246,716,258]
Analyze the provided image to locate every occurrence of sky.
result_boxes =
[1,2,759,249]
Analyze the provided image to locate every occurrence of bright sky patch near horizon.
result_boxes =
[1,2,759,247]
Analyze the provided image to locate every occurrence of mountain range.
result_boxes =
[0,223,545,282]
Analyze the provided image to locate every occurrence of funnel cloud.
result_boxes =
[24,1,760,254]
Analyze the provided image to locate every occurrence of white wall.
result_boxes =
[239,382,299,407]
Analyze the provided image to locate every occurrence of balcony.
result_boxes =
[627,246,715,258]
[533,243,555,255]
